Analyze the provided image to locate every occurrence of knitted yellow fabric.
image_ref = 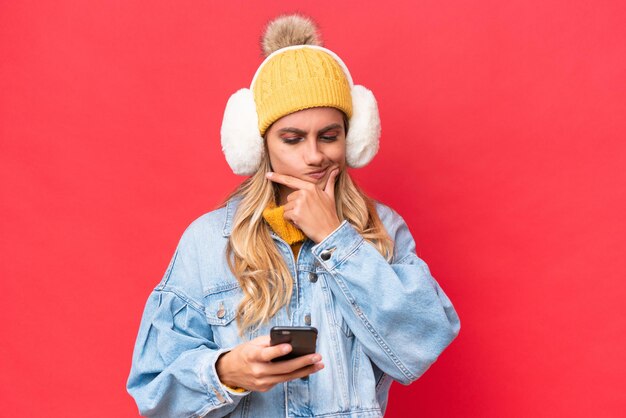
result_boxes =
[223,384,246,394]
[253,48,353,135]
[262,203,307,258]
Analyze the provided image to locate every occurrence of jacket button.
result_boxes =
[216,303,226,319]
[212,386,226,403]
[304,313,311,325]
[308,272,318,283]
[320,250,332,261]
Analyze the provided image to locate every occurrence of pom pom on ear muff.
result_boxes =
[220,88,264,176]
[346,85,381,168]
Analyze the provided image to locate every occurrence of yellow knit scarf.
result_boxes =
[262,203,306,258]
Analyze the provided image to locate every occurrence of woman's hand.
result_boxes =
[216,336,324,392]
[266,169,341,243]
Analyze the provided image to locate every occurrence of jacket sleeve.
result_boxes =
[127,227,249,417]
[310,209,460,385]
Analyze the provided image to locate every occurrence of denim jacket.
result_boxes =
[127,198,460,417]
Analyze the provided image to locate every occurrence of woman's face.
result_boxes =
[265,107,347,204]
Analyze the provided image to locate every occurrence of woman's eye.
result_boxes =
[320,136,338,142]
[282,137,302,144]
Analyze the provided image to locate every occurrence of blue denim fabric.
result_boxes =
[127,198,460,417]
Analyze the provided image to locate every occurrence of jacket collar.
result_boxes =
[222,197,241,237]
[222,196,285,241]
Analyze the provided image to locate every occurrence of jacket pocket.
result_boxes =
[203,283,243,347]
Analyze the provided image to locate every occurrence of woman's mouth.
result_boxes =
[306,168,328,180]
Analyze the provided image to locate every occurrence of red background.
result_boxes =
[1,1,625,416]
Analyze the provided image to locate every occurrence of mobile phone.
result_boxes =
[269,326,318,362]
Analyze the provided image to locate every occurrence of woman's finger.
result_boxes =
[285,191,300,203]
[248,335,271,347]
[257,343,293,362]
[283,200,295,210]
[266,353,323,375]
[282,205,295,222]
[266,362,325,385]
[266,172,311,190]
[283,204,302,225]
[323,169,339,200]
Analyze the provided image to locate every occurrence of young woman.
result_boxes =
[128,14,460,418]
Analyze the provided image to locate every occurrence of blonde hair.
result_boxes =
[224,152,394,335]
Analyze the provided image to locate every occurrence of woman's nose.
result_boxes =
[303,137,324,165]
